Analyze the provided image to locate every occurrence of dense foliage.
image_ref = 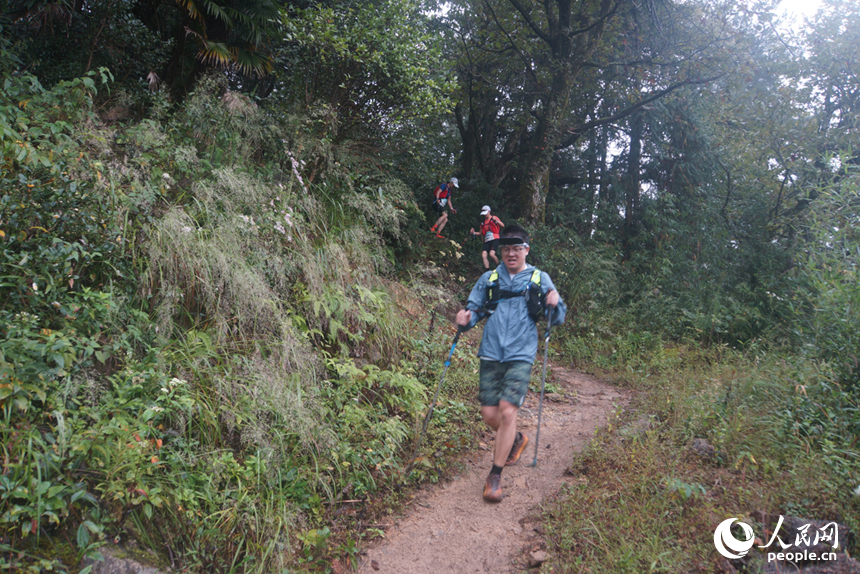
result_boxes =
[1,0,859,571]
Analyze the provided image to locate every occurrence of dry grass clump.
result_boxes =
[142,162,422,472]
[146,206,288,340]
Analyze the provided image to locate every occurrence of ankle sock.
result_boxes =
[490,464,503,477]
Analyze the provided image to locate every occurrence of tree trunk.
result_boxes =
[455,103,479,181]
[622,111,644,260]
[510,0,615,225]
[518,68,573,223]
[584,128,598,237]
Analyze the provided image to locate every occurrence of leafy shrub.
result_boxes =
[0,66,129,567]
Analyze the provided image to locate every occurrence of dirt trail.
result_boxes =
[356,363,627,574]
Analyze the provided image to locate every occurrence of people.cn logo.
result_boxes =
[714,518,756,559]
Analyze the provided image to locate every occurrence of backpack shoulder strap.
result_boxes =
[525,268,546,321]
[486,267,502,310]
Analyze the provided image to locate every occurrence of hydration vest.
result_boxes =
[480,216,502,239]
[433,184,451,202]
[486,267,546,321]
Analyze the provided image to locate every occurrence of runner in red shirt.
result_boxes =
[430,177,458,238]
[470,205,505,270]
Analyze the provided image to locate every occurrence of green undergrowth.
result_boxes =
[539,336,860,573]
[0,63,484,573]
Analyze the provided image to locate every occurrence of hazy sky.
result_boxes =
[777,0,821,21]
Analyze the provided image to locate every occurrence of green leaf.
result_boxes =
[83,520,100,533]
[77,523,90,549]
[49,353,65,368]
[47,485,65,498]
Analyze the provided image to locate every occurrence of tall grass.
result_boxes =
[541,338,860,572]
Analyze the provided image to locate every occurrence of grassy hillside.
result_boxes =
[540,344,860,572]
[0,68,484,572]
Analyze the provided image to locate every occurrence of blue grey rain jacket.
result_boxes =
[463,264,567,364]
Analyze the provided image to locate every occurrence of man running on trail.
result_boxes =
[430,177,458,238]
[470,205,505,270]
[455,225,567,502]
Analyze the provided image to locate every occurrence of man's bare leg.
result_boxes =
[435,212,448,233]
[481,400,518,467]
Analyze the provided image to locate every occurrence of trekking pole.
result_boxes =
[413,325,465,456]
[528,306,555,468]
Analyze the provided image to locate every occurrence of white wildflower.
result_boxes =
[161,387,169,393]
[287,152,307,191]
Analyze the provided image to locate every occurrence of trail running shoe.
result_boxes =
[505,432,529,466]
[435,233,445,238]
[430,225,437,233]
[483,473,503,502]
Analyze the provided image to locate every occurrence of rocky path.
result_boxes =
[356,363,627,574]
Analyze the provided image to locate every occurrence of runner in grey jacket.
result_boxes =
[462,266,566,363]
[455,225,566,502]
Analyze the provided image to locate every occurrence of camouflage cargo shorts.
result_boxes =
[478,360,532,407]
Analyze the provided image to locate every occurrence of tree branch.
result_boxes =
[556,74,722,149]
[508,0,554,46]
[483,0,541,87]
